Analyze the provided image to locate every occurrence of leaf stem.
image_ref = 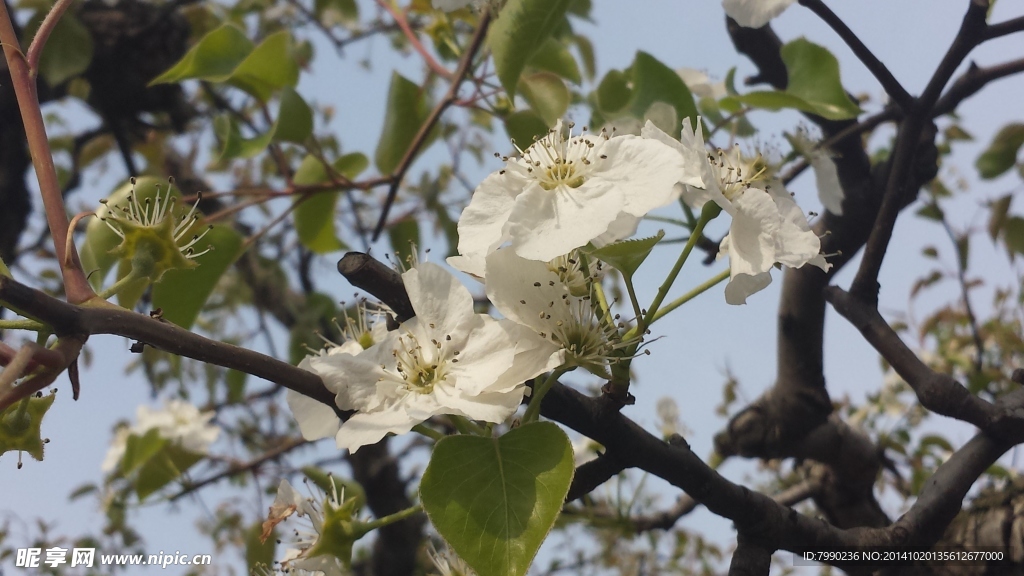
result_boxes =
[412,423,446,442]
[522,368,567,424]
[635,202,721,337]
[647,269,729,325]
[363,503,423,531]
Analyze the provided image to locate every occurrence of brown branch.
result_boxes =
[848,0,989,302]
[375,0,453,81]
[984,14,1024,40]
[0,2,94,304]
[933,57,1024,117]
[826,286,1024,439]
[0,275,336,410]
[371,10,492,240]
[336,252,415,322]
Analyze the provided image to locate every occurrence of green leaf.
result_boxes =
[504,110,549,148]
[292,153,368,253]
[778,38,861,120]
[28,12,93,86]
[215,115,277,161]
[151,24,255,86]
[420,422,574,576]
[274,87,314,144]
[487,0,572,98]
[388,217,420,268]
[518,72,570,126]
[586,230,664,280]
[295,192,344,254]
[628,51,698,138]
[151,26,298,101]
[572,35,595,80]
[987,194,1012,241]
[527,37,581,84]
[121,429,169,475]
[595,69,631,115]
[1003,216,1024,257]
[0,255,10,278]
[916,203,944,222]
[375,72,432,174]
[152,225,245,329]
[976,123,1024,179]
[0,392,56,462]
[135,442,204,501]
[228,31,300,101]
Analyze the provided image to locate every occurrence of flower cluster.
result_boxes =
[293,114,833,453]
[644,118,831,304]
[101,399,220,472]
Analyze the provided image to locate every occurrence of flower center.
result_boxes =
[502,122,610,192]
[708,146,769,201]
[390,331,454,394]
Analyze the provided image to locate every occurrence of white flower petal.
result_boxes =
[454,171,519,267]
[598,133,688,216]
[640,119,706,189]
[810,152,843,215]
[403,262,475,334]
[724,188,780,278]
[507,182,625,261]
[723,0,796,28]
[286,389,341,442]
[724,271,773,305]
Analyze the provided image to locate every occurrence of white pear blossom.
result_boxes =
[571,436,603,467]
[485,248,631,377]
[101,399,220,472]
[723,0,795,28]
[448,119,692,276]
[643,118,830,305]
[677,68,727,101]
[790,130,844,216]
[307,262,563,453]
[288,312,388,442]
[262,479,352,576]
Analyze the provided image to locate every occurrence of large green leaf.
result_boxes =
[374,72,432,174]
[151,24,254,85]
[420,422,574,576]
[781,39,861,120]
[228,31,300,101]
[151,26,298,101]
[628,51,698,138]
[527,37,581,84]
[152,225,245,329]
[976,123,1024,179]
[518,72,570,126]
[487,0,572,98]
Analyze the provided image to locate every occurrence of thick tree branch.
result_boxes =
[934,57,1024,117]
[826,286,1024,439]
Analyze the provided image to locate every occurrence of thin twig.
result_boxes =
[372,10,493,240]
[171,437,308,500]
[375,0,454,80]
[24,0,76,73]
